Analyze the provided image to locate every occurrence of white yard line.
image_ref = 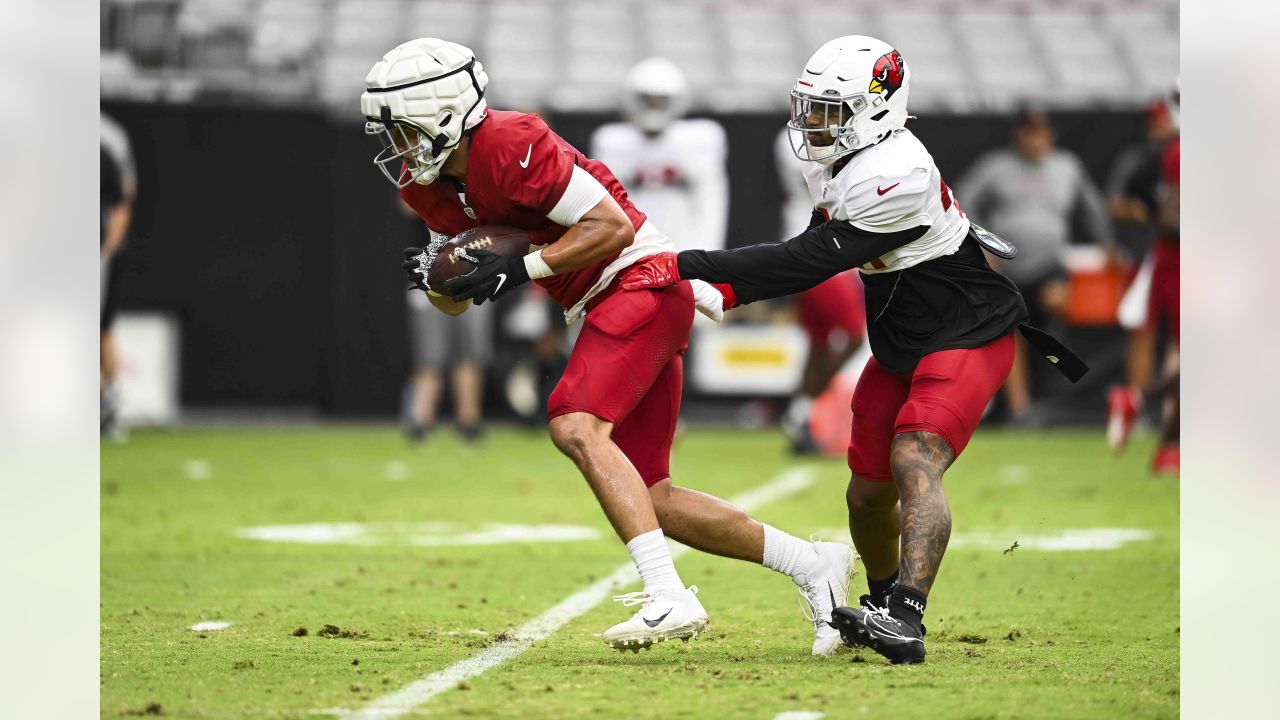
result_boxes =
[773,712,826,720]
[332,467,816,720]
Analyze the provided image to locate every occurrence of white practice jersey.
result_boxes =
[801,128,969,274]
[591,119,729,254]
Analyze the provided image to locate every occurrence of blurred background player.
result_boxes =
[1107,87,1180,473]
[100,111,136,441]
[958,107,1114,425]
[398,198,491,443]
[1107,99,1177,428]
[774,128,866,455]
[1107,99,1177,259]
[373,38,854,655]
[590,58,728,258]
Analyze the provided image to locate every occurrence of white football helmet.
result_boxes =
[624,57,689,135]
[788,35,910,164]
[360,38,488,188]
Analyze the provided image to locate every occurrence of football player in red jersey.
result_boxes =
[1107,87,1179,473]
[621,36,1086,663]
[363,39,855,654]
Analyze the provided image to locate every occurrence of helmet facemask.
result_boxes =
[787,90,871,165]
[365,117,449,188]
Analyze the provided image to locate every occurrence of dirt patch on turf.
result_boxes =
[122,703,163,716]
[954,634,989,644]
[291,626,308,637]
[318,624,369,639]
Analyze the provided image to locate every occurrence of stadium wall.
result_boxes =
[102,102,1144,417]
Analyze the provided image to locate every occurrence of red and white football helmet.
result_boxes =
[360,38,488,188]
[788,35,911,164]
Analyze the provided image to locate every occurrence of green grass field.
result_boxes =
[101,426,1178,719]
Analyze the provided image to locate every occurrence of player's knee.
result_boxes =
[548,413,609,462]
[647,480,673,506]
[846,476,897,517]
[889,431,953,483]
[647,481,675,523]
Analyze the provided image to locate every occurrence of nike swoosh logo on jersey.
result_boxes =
[876,183,900,196]
[518,144,532,168]
[643,608,672,628]
[493,273,508,296]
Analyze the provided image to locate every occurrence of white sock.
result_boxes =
[783,395,814,436]
[762,525,818,582]
[625,528,685,595]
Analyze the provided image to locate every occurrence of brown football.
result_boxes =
[427,225,532,297]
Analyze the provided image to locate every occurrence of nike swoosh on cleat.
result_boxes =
[828,581,838,609]
[876,183,900,196]
[643,608,672,628]
[518,144,532,168]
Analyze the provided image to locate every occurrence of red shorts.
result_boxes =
[547,281,694,486]
[796,270,865,347]
[1149,239,1179,342]
[848,333,1014,481]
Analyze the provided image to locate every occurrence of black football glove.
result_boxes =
[444,248,530,305]
[402,246,432,293]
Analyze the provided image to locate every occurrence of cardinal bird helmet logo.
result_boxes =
[869,50,905,99]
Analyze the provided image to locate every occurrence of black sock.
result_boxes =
[867,571,899,605]
[888,586,927,633]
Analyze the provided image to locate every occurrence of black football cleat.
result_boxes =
[788,425,821,456]
[857,594,926,637]
[831,605,926,664]
[858,593,888,610]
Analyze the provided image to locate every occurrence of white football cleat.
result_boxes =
[796,541,857,656]
[603,586,708,652]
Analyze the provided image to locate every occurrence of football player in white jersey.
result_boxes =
[622,36,1085,663]
[590,58,729,257]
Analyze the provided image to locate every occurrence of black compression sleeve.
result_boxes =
[677,221,928,304]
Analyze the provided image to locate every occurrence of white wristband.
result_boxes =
[523,249,555,280]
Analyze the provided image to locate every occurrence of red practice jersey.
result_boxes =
[1155,136,1179,247]
[1161,136,1180,187]
[400,110,648,311]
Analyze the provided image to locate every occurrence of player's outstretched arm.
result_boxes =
[676,221,927,305]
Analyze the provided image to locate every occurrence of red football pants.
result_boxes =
[848,333,1015,481]
[547,282,694,486]
[796,269,866,347]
